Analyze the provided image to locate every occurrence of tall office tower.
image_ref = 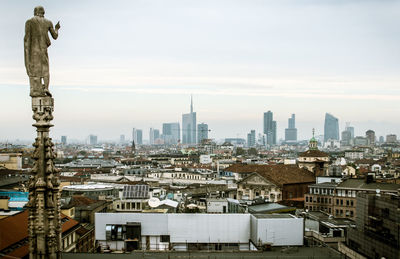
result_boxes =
[182,96,197,144]
[285,114,297,142]
[153,129,160,140]
[341,130,352,146]
[324,113,339,142]
[197,123,209,144]
[379,136,384,143]
[272,121,277,144]
[61,136,67,145]
[136,129,143,145]
[120,134,125,144]
[132,128,143,145]
[263,110,277,145]
[89,134,97,145]
[149,128,154,145]
[365,130,375,146]
[247,130,256,147]
[162,122,180,144]
[132,128,137,144]
[345,123,355,139]
[386,134,397,143]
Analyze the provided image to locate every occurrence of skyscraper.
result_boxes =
[247,130,256,147]
[61,136,67,145]
[136,129,143,145]
[162,123,180,144]
[197,123,208,144]
[285,114,297,142]
[263,110,277,145]
[182,96,197,144]
[120,134,125,144]
[365,130,375,146]
[324,113,339,142]
[132,128,143,145]
[89,134,97,145]
[154,129,160,141]
[149,128,154,145]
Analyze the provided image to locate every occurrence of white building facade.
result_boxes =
[95,213,303,252]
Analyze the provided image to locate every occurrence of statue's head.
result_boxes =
[34,6,45,17]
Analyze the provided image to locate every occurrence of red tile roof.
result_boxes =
[0,210,79,257]
[227,164,315,187]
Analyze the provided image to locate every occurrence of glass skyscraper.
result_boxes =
[197,123,208,144]
[263,111,276,145]
[285,114,297,142]
[182,96,197,144]
[324,113,339,142]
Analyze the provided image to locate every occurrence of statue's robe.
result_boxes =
[24,16,52,78]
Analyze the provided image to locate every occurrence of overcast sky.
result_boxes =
[1,0,399,142]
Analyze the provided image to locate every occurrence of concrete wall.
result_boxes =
[251,215,303,246]
[168,214,249,243]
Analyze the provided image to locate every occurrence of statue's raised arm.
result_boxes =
[24,6,60,97]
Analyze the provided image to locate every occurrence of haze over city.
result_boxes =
[1,0,400,141]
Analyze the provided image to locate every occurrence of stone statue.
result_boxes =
[24,6,60,97]
[25,6,62,259]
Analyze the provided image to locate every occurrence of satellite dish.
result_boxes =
[148,197,161,208]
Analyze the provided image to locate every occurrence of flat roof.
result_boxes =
[252,214,295,219]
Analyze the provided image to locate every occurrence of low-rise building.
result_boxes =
[95,213,304,252]
[114,185,150,212]
[304,182,337,214]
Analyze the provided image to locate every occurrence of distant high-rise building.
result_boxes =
[285,114,297,142]
[341,123,354,146]
[263,111,276,145]
[197,123,208,144]
[341,130,352,146]
[182,96,197,144]
[247,130,256,147]
[132,128,143,145]
[379,136,384,143]
[386,134,397,143]
[345,125,354,139]
[61,136,67,145]
[153,129,160,141]
[162,123,180,144]
[136,130,143,145]
[149,128,154,145]
[324,113,339,142]
[132,128,137,144]
[120,134,125,144]
[365,130,375,146]
[89,135,97,145]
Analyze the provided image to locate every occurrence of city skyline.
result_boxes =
[1,1,400,141]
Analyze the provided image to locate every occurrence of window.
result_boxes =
[346,200,349,206]
[160,235,170,242]
[340,199,343,205]
[306,196,309,202]
[106,225,126,241]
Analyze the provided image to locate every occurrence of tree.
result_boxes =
[248,148,258,156]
